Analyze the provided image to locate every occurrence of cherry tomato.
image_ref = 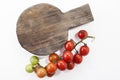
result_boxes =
[49,53,59,63]
[73,54,83,64]
[64,40,74,51]
[57,60,67,71]
[78,30,88,39]
[46,63,57,75]
[35,67,47,78]
[30,56,39,66]
[62,51,73,63]
[25,64,33,73]
[67,61,75,70]
[80,45,89,56]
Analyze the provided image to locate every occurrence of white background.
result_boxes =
[0,0,120,80]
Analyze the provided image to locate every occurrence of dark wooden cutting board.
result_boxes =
[17,3,94,56]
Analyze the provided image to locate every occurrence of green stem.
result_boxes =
[81,41,87,45]
[74,39,85,48]
[87,36,95,39]
[74,48,78,53]
[73,36,95,53]
[73,39,85,53]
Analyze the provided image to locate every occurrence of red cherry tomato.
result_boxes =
[78,30,88,39]
[67,61,75,70]
[46,63,57,75]
[35,67,47,78]
[62,51,73,63]
[73,54,83,64]
[80,45,89,56]
[49,53,59,63]
[57,60,67,71]
[64,40,74,51]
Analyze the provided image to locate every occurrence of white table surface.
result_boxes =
[0,0,120,80]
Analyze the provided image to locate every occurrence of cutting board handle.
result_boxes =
[63,4,94,29]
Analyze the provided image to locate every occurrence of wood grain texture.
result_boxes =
[17,3,94,56]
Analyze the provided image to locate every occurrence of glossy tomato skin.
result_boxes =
[64,40,74,51]
[46,63,57,75]
[62,51,73,63]
[57,60,67,71]
[49,53,59,63]
[80,45,89,56]
[73,54,83,64]
[67,61,75,70]
[35,67,47,78]
[78,30,88,39]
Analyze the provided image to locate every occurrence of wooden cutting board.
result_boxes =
[17,3,94,56]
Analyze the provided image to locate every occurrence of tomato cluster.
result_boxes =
[25,30,94,78]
